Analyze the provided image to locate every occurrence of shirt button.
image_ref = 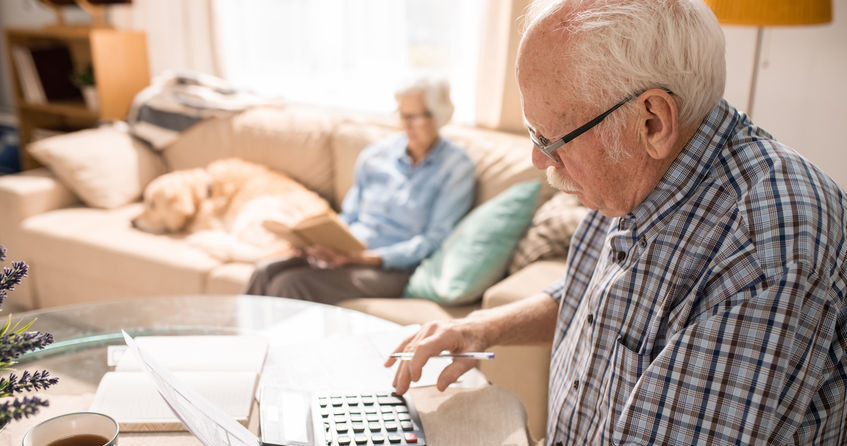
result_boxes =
[639,236,647,248]
[573,380,579,390]
[616,251,626,263]
[587,313,594,324]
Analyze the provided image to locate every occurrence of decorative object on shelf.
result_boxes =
[0,245,58,429]
[73,64,98,111]
[38,0,133,28]
[703,0,832,116]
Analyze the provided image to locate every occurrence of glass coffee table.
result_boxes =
[3,295,493,445]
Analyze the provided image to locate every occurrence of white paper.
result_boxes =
[259,325,464,397]
[122,331,260,446]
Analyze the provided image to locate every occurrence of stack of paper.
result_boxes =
[90,335,268,432]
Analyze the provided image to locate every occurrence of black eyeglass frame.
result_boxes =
[527,88,673,162]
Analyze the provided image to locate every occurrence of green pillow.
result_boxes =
[404,181,540,305]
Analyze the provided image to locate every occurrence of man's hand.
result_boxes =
[384,318,489,395]
[305,246,382,269]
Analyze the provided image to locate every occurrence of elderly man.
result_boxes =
[387,0,846,444]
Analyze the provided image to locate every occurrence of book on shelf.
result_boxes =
[89,335,268,432]
[262,211,366,256]
[11,45,45,104]
[11,44,82,105]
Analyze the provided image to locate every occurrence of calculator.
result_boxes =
[260,385,427,446]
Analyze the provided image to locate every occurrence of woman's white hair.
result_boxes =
[394,76,455,129]
[525,0,726,154]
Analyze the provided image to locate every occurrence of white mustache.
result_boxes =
[546,166,581,193]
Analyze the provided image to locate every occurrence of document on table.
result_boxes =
[121,331,260,446]
[259,325,466,396]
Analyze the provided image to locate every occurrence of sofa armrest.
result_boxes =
[0,169,79,229]
[481,260,566,309]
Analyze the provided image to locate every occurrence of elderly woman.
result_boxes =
[246,77,475,303]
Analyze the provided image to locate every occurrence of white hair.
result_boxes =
[394,76,455,129]
[525,0,726,137]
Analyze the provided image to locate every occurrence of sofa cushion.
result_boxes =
[337,298,477,326]
[440,126,554,207]
[508,192,588,274]
[164,105,338,203]
[20,203,220,306]
[28,126,167,209]
[483,260,568,309]
[404,181,540,306]
[206,262,254,294]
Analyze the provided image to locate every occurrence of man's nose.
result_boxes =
[531,145,557,170]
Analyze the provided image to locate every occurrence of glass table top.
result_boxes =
[5,295,428,445]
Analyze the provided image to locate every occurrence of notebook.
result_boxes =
[90,335,268,432]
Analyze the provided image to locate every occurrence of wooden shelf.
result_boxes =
[6,25,92,41]
[4,25,150,169]
[19,100,100,120]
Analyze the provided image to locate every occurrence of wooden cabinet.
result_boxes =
[4,25,150,169]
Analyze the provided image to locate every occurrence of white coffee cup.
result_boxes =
[22,411,118,446]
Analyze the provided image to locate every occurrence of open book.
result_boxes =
[262,211,366,256]
[90,335,268,432]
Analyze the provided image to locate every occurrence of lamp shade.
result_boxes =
[704,0,832,26]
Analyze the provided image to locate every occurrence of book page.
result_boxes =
[114,335,268,374]
[118,331,260,445]
[294,213,366,255]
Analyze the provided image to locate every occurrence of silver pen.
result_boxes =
[389,352,494,360]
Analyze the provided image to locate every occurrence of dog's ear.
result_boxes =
[190,174,212,204]
[172,188,196,216]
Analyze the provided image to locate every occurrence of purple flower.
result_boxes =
[0,332,54,365]
[0,395,50,428]
[0,244,57,428]
[0,370,58,396]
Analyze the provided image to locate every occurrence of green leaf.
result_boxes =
[13,318,36,334]
[0,315,10,337]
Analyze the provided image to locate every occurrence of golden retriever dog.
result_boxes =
[133,158,330,262]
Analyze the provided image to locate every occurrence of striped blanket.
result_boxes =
[126,71,269,150]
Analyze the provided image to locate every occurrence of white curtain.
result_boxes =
[110,0,220,78]
[110,0,485,122]
[212,0,485,122]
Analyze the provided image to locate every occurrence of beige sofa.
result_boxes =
[0,104,569,439]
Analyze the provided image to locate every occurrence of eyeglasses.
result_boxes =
[527,88,672,162]
[398,111,432,122]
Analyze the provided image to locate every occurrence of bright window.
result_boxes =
[214,0,485,123]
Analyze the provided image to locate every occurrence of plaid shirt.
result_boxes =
[545,100,847,445]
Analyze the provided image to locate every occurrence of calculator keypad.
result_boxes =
[315,392,426,446]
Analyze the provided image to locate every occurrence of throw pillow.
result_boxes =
[28,125,167,209]
[404,181,540,305]
[507,192,588,274]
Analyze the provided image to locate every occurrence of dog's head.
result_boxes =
[132,168,211,233]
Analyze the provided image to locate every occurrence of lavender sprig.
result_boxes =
[0,395,50,428]
[0,370,59,397]
[0,261,28,306]
[0,332,54,366]
[0,245,57,428]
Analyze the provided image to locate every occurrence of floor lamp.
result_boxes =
[703,0,832,117]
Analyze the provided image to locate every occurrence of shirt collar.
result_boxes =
[397,135,445,168]
[624,99,741,240]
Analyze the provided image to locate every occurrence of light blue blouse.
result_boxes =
[339,134,475,270]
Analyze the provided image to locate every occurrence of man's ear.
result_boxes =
[637,89,679,160]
